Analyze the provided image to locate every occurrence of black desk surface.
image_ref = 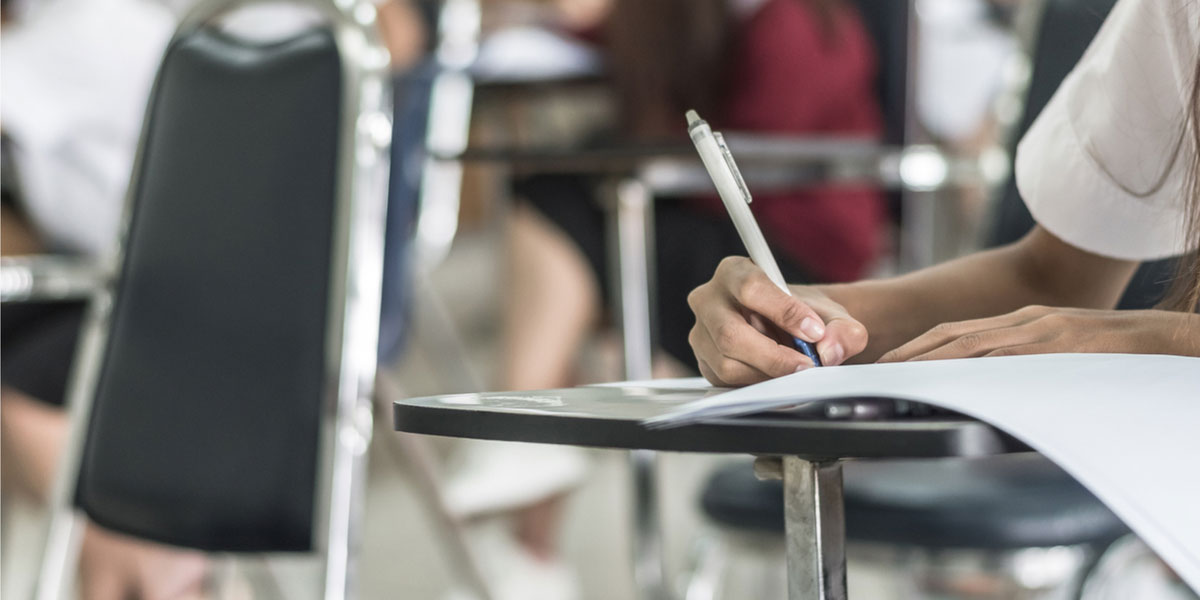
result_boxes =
[393,385,1029,460]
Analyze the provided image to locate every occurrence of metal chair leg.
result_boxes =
[34,508,84,600]
[608,178,672,600]
[34,293,113,600]
[375,371,494,600]
[782,456,847,600]
[320,373,373,600]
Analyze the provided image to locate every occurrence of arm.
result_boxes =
[687,225,1198,386]
[819,225,1138,362]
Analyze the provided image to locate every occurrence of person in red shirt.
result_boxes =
[505,0,885,390]
[483,0,885,588]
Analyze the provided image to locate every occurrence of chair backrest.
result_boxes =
[986,0,1176,309]
[70,5,389,554]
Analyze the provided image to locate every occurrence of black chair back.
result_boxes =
[987,0,1176,308]
[75,27,342,552]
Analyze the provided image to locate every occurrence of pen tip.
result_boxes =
[685,110,700,126]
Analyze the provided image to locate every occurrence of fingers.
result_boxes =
[983,343,1048,357]
[697,316,812,377]
[689,258,871,377]
[690,322,805,386]
[715,257,827,343]
[816,316,868,366]
[879,306,1054,362]
[899,324,1040,362]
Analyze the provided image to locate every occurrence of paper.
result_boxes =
[645,353,1200,592]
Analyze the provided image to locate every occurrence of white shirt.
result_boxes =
[916,0,1017,141]
[1015,0,1200,261]
[1,0,175,257]
[1,0,322,257]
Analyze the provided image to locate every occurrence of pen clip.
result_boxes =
[714,132,752,205]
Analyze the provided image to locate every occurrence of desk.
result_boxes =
[426,136,1001,599]
[394,385,1029,600]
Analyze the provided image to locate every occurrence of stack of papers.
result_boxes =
[644,353,1200,592]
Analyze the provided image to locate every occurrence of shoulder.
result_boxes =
[1015,0,1200,260]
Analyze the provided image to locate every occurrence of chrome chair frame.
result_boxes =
[30,1,392,598]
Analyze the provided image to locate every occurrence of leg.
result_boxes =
[782,456,847,600]
[502,203,601,391]
[4,388,208,599]
[1,389,67,501]
[492,203,597,571]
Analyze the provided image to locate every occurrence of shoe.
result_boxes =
[446,519,581,600]
[445,440,588,518]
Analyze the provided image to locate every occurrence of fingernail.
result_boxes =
[793,355,814,373]
[799,317,825,340]
[820,343,844,366]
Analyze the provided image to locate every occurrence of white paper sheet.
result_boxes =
[645,353,1200,592]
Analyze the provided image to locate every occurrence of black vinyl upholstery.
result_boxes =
[75,27,342,552]
[989,0,1178,309]
[702,457,1128,550]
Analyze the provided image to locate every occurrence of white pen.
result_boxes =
[686,109,822,366]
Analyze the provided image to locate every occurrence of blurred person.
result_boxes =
[505,0,884,390]
[913,0,1020,253]
[481,0,883,597]
[0,0,430,597]
[0,1,214,597]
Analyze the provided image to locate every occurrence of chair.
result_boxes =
[697,457,1128,599]
[30,1,391,597]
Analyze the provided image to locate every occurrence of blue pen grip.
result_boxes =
[792,337,823,367]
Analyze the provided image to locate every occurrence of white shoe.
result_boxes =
[445,440,588,518]
[446,520,581,600]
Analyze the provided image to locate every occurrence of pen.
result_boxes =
[686,109,823,367]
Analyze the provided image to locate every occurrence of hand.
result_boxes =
[80,523,210,600]
[687,257,869,386]
[878,305,1200,362]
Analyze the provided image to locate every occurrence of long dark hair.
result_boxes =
[606,0,839,140]
[1162,58,1200,312]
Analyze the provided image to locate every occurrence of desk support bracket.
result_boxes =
[783,456,847,600]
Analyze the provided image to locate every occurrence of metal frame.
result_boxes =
[414,0,481,269]
[0,256,110,304]
[31,2,392,598]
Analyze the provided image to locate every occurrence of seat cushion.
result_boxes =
[701,455,1129,550]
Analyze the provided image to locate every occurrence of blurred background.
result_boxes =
[4,0,1191,599]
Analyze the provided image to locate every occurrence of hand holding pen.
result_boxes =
[686,256,869,386]
[684,110,869,385]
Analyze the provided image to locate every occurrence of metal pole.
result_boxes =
[610,178,670,599]
[782,456,847,600]
[614,179,655,382]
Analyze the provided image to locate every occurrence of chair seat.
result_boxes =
[700,455,1129,550]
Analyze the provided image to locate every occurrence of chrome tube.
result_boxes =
[782,457,847,600]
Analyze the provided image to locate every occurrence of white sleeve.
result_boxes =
[1014,0,1199,261]
[0,0,173,257]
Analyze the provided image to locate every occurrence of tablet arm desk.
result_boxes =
[393,385,1029,600]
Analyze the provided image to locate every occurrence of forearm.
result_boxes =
[816,227,1138,362]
